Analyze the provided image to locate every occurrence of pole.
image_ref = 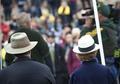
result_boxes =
[92,0,106,65]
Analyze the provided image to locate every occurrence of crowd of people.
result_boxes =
[0,0,120,84]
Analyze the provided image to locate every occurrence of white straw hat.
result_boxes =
[73,35,99,54]
[4,32,38,54]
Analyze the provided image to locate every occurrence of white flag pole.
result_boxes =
[92,0,106,65]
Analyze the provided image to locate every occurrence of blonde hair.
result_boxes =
[72,28,81,37]
[77,51,97,61]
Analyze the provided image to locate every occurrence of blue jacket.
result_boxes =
[70,59,117,84]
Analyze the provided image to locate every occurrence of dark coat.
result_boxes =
[45,43,69,84]
[0,56,55,84]
[5,28,49,65]
[1,0,12,8]
[80,19,118,56]
[70,59,117,84]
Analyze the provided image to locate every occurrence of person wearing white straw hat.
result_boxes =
[0,32,55,84]
[70,35,117,84]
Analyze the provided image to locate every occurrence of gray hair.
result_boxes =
[16,12,31,28]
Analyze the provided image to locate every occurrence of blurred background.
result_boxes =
[0,0,120,83]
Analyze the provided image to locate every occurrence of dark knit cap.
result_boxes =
[98,2,110,17]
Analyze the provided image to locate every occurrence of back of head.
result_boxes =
[16,12,31,28]
[73,35,99,61]
[72,28,81,38]
[98,2,110,17]
[77,51,97,61]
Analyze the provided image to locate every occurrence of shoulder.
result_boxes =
[30,61,51,71]
[72,63,109,76]
[17,28,44,41]
[7,60,50,71]
[3,61,52,76]
[70,67,81,78]
[0,70,6,84]
[0,66,11,79]
[80,28,90,36]
[17,28,41,36]
[31,61,55,83]
[30,29,42,36]
[70,68,81,84]
[96,63,109,71]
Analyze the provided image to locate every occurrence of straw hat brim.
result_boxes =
[73,44,99,54]
[5,41,38,54]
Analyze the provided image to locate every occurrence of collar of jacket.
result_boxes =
[13,56,31,63]
[82,58,98,64]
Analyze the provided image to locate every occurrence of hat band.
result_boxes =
[78,44,95,52]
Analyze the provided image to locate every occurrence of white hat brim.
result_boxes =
[5,41,38,54]
[73,44,99,54]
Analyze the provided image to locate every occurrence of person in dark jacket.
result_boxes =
[80,2,118,78]
[70,35,117,84]
[5,12,49,66]
[45,32,69,84]
[0,32,55,84]
[98,2,118,78]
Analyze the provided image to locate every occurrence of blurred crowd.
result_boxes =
[0,0,120,84]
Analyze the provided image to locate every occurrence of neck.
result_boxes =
[25,54,31,58]
[16,51,31,58]
[82,58,98,64]
[16,55,31,59]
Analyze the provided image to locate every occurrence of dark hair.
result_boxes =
[65,32,72,36]
[63,24,72,30]
[46,31,55,38]
[15,51,31,57]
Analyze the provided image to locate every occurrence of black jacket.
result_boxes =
[5,28,49,65]
[0,56,55,84]
[45,44,69,84]
[45,44,68,75]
